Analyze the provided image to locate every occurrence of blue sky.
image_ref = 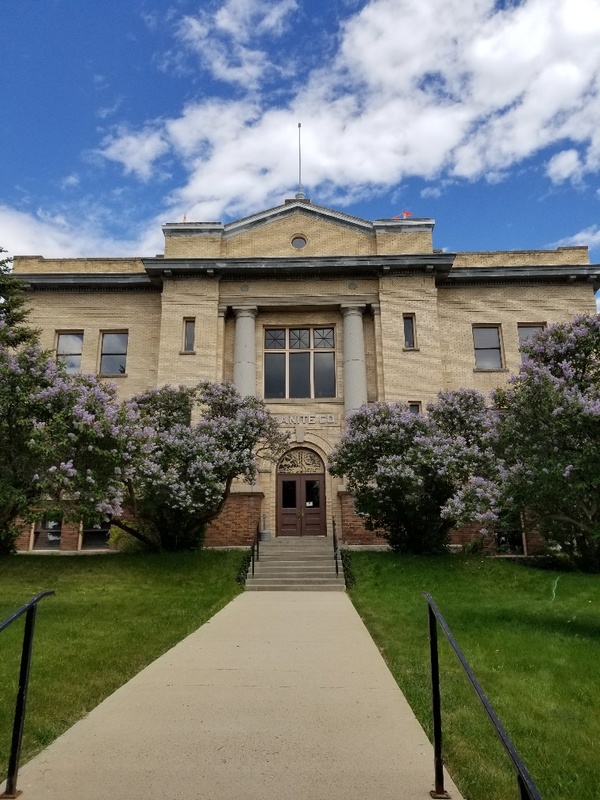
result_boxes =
[2,0,600,304]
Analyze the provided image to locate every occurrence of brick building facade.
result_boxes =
[12,197,600,551]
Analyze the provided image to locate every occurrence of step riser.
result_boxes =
[246,538,344,591]
[246,585,345,591]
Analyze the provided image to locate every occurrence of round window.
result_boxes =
[291,235,307,249]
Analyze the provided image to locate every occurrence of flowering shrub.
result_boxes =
[111,382,288,551]
[0,342,138,553]
[491,315,600,570]
[329,389,493,553]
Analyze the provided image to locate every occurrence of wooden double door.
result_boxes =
[277,473,326,536]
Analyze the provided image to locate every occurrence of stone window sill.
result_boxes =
[99,373,128,378]
[473,368,509,373]
[263,398,342,404]
[179,351,196,355]
[402,347,420,352]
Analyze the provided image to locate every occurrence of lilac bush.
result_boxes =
[329,389,493,553]
[490,315,600,569]
[0,340,139,553]
[111,382,288,551]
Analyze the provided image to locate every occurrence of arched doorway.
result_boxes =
[276,448,326,537]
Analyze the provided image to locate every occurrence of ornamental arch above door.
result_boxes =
[276,448,326,536]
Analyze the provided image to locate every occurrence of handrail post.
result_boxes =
[3,605,38,799]
[428,605,450,799]
[332,517,339,577]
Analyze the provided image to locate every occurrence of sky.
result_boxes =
[2,0,600,310]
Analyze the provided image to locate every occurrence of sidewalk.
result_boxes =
[16,592,463,800]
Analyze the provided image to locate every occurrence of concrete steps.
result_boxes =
[245,537,345,592]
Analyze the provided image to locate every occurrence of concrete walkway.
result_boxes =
[15,592,463,800]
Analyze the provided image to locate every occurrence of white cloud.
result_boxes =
[174,0,298,88]
[94,0,600,218]
[8,0,600,259]
[0,205,163,260]
[60,174,80,190]
[546,149,583,184]
[99,127,170,181]
[551,224,600,251]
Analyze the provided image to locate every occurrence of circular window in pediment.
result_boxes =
[291,235,307,249]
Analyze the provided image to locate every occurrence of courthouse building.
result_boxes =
[12,196,600,551]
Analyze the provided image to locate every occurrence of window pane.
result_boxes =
[475,349,502,370]
[60,354,82,374]
[408,403,421,414]
[265,329,286,349]
[473,327,499,349]
[81,525,110,550]
[57,333,83,355]
[403,316,415,348]
[184,320,195,351]
[282,480,297,508]
[314,352,336,397]
[289,329,310,349]
[314,328,334,348]
[264,353,286,398]
[305,480,320,508]
[289,352,311,397]
[100,354,127,375]
[518,326,543,346]
[102,332,128,354]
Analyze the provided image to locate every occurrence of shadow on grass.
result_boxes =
[461,606,600,640]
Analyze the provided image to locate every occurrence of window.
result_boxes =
[518,324,544,359]
[183,318,195,352]
[408,402,421,414]
[291,235,307,249]
[264,327,336,399]
[56,332,83,374]
[81,521,110,550]
[403,315,417,349]
[473,326,503,370]
[33,516,62,550]
[100,332,128,375]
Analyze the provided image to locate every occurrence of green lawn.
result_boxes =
[347,553,600,800]
[0,551,244,780]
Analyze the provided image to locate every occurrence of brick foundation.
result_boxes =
[338,492,387,546]
[204,493,263,547]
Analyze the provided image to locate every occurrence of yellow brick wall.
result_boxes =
[13,257,146,274]
[155,278,221,386]
[375,229,433,254]
[163,235,223,259]
[378,274,445,407]
[453,247,589,267]
[437,283,597,393]
[27,291,162,399]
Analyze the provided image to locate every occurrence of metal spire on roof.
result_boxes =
[295,122,306,200]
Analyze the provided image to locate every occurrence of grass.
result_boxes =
[347,552,600,800]
[0,550,244,779]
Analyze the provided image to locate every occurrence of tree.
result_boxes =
[329,390,492,553]
[0,344,137,554]
[496,315,600,569]
[110,382,287,551]
[0,247,39,347]
[447,315,600,570]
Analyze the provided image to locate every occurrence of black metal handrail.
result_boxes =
[250,523,260,577]
[332,517,339,577]
[1,591,55,799]
[423,592,543,800]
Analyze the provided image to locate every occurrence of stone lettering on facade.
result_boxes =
[274,413,338,426]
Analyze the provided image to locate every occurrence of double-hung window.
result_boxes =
[473,325,503,370]
[518,324,544,360]
[56,332,83,374]
[264,327,336,399]
[100,332,128,375]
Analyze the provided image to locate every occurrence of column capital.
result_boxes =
[218,305,228,319]
[370,302,381,316]
[340,304,366,317]
[232,306,257,319]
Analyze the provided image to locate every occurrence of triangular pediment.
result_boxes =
[223,200,374,235]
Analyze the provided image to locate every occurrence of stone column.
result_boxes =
[233,307,257,397]
[341,305,367,416]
